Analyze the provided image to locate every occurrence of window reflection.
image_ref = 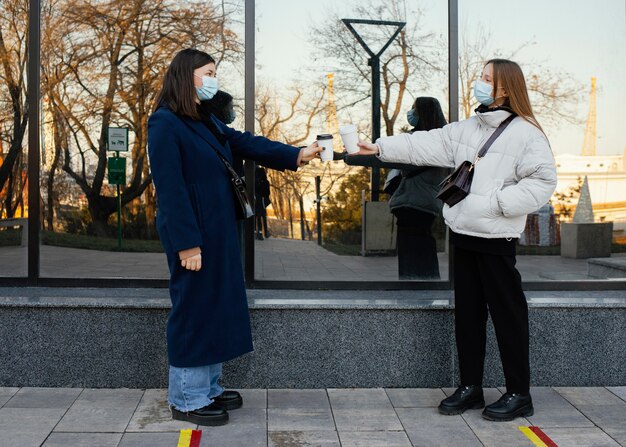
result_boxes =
[254,0,449,281]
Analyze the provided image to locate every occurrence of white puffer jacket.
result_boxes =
[377,109,557,239]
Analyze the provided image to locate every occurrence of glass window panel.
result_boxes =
[459,0,626,282]
[254,0,450,282]
[39,0,244,278]
[0,0,29,277]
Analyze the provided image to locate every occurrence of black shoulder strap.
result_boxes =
[208,142,244,186]
[476,114,516,160]
[174,113,243,185]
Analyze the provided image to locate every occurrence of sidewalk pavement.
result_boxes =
[0,387,624,447]
[1,237,611,280]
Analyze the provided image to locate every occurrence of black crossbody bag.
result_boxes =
[437,114,516,207]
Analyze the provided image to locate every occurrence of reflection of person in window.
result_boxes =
[350,59,557,422]
[388,97,449,279]
[254,165,271,240]
[148,48,321,427]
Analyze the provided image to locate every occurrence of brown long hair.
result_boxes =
[153,49,215,119]
[487,58,545,134]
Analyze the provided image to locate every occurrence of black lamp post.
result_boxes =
[342,19,405,201]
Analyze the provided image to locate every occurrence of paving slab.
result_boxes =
[461,407,532,447]
[4,387,82,409]
[332,408,404,432]
[199,424,267,447]
[385,388,446,408]
[268,430,341,447]
[268,408,336,431]
[42,432,122,447]
[522,387,595,428]
[541,427,622,447]
[573,404,626,444]
[555,387,625,406]
[607,386,626,402]
[126,389,196,432]
[54,388,144,433]
[338,430,412,447]
[218,408,267,429]
[0,408,66,447]
[327,388,393,409]
[0,387,19,407]
[554,387,626,444]
[238,389,267,409]
[268,389,330,409]
[396,407,482,447]
[119,432,181,447]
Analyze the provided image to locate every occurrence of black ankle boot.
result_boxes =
[482,392,534,421]
[214,390,243,410]
[171,402,229,426]
[438,385,485,415]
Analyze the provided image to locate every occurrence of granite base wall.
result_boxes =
[1,292,624,388]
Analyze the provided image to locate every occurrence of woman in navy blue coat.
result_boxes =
[148,49,321,426]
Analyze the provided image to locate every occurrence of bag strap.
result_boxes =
[474,114,516,163]
[207,142,245,186]
[175,113,245,186]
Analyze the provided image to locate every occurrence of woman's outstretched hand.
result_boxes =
[353,140,380,156]
[298,142,323,166]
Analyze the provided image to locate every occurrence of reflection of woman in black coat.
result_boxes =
[346,97,448,279]
[390,97,448,279]
[254,165,271,240]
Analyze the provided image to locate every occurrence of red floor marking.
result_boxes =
[189,429,202,447]
[529,426,559,447]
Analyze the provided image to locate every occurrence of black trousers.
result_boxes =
[453,246,530,394]
[393,208,440,280]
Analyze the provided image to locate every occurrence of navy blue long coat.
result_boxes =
[147,106,300,367]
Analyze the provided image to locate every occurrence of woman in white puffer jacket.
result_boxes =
[351,59,557,422]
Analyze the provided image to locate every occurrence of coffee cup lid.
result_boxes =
[339,124,357,134]
[317,134,333,140]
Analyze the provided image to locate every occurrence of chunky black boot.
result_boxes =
[438,385,485,415]
[214,391,243,410]
[482,393,534,421]
[171,402,229,426]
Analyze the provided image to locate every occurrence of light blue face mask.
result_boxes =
[474,79,494,106]
[195,75,219,101]
[407,109,419,128]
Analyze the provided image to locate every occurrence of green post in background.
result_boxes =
[116,151,122,250]
[107,153,127,250]
[107,127,129,250]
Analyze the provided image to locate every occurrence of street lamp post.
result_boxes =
[342,19,406,201]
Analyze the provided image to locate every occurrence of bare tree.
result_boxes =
[255,81,353,233]
[310,0,443,137]
[0,0,28,218]
[457,25,582,127]
[40,0,243,236]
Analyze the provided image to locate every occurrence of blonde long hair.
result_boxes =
[487,58,545,135]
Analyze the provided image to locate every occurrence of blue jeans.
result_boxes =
[168,363,224,412]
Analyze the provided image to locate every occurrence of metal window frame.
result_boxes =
[4,0,624,292]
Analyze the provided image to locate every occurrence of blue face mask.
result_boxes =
[474,79,494,106]
[195,75,219,101]
[407,109,419,128]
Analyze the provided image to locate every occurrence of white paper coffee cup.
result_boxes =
[339,124,359,154]
[317,134,334,162]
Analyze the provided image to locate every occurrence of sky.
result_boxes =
[252,0,626,156]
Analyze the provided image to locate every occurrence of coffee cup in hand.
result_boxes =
[316,134,334,162]
[339,124,359,154]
